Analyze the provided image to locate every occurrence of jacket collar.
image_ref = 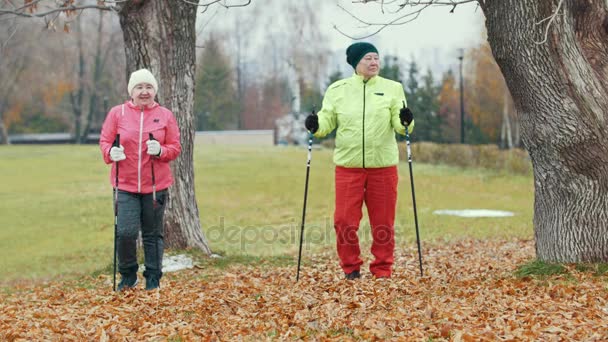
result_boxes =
[126,100,159,111]
[351,73,379,85]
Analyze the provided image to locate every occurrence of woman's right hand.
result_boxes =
[110,145,126,162]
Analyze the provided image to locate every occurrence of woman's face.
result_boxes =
[356,52,380,80]
[131,83,156,107]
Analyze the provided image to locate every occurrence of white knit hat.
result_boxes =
[127,68,158,95]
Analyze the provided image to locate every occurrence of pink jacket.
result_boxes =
[100,101,181,194]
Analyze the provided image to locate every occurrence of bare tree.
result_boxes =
[0,0,251,252]
[64,10,123,143]
[0,19,22,144]
[0,19,52,143]
[69,15,86,143]
[346,0,608,263]
[284,0,330,88]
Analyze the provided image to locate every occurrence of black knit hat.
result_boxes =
[346,42,379,69]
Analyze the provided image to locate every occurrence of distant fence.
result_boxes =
[195,130,274,146]
[8,133,100,144]
[7,130,275,145]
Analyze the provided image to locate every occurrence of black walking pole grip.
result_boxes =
[402,107,423,277]
[113,134,120,291]
[296,106,315,282]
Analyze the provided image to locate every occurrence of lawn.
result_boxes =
[3,144,607,341]
[0,143,534,283]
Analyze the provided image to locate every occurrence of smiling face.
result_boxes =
[355,52,380,80]
[131,83,156,107]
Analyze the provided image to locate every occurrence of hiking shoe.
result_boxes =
[145,276,160,290]
[117,274,138,291]
[345,270,361,280]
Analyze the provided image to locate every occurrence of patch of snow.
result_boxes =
[162,254,194,273]
[433,209,515,218]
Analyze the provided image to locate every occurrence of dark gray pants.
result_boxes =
[116,189,167,279]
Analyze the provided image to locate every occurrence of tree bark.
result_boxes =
[119,0,211,253]
[481,0,608,262]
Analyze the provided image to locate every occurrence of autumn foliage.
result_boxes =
[1,239,606,341]
[465,44,515,143]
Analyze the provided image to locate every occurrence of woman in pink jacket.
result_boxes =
[99,68,181,291]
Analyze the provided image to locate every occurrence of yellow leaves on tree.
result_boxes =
[42,81,74,109]
[24,0,37,13]
[437,70,460,143]
[4,102,24,129]
[465,44,515,142]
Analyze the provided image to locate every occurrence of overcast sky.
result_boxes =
[325,1,486,74]
[199,0,486,80]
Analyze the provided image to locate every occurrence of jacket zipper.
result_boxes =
[137,108,144,193]
[362,81,367,168]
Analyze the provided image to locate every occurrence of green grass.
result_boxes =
[575,263,608,277]
[515,260,568,278]
[0,143,534,283]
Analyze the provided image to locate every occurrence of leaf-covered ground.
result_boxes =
[1,239,607,341]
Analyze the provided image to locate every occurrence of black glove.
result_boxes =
[305,114,319,134]
[400,102,414,127]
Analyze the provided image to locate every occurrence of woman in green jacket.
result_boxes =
[305,42,414,280]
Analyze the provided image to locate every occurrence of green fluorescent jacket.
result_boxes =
[314,73,415,168]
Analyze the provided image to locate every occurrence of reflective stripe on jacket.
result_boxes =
[314,74,415,168]
[100,101,181,193]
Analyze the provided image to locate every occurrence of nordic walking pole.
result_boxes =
[113,134,120,291]
[403,102,423,277]
[149,133,160,276]
[149,133,157,208]
[296,107,315,282]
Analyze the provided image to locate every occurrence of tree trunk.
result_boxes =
[119,0,211,253]
[502,89,513,149]
[481,0,608,262]
[0,117,8,144]
[83,11,105,144]
[70,16,85,144]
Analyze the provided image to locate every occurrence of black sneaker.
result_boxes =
[145,276,160,290]
[345,270,361,280]
[117,274,138,291]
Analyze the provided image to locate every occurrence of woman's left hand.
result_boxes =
[146,139,161,156]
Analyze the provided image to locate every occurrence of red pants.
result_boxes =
[334,165,398,277]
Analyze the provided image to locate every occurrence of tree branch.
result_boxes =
[335,3,428,40]
[534,0,564,45]
[0,20,19,56]
[0,0,251,18]
[0,4,116,17]
[352,0,477,5]
[180,0,251,8]
[337,0,478,39]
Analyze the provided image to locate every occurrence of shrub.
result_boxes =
[319,140,532,175]
[404,142,531,175]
